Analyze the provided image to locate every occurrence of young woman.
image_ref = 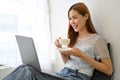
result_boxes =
[54,2,113,80]
[4,2,113,80]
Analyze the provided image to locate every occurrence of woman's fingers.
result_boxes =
[54,37,62,48]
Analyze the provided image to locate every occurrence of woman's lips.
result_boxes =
[73,25,78,29]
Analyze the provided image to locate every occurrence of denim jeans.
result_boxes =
[3,64,91,80]
[55,67,91,80]
[3,64,64,80]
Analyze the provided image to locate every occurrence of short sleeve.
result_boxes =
[95,38,110,60]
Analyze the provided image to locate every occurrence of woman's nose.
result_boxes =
[70,19,75,24]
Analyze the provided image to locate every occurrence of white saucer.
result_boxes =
[57,47,71,53]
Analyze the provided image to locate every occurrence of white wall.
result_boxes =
[49,0,120,80]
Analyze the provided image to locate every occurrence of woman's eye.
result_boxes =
[69,16,77,20]
[69,18,72,20]
[73,17,77,19]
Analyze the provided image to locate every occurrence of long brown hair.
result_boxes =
[68,2,97,47]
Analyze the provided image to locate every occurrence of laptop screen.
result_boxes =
[15,35,41,72]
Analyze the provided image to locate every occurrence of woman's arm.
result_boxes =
[60,52,70,63]
[67,48,113,76]
[54,37,70,63]
[82,54,113,76]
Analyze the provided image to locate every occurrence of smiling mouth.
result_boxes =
[73,25,78,29]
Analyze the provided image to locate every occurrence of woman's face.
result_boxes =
[69,9,88,32]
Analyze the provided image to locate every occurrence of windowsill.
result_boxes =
[0,64,14,80]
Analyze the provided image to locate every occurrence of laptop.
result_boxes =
[15,35,66,80]
[15,35,41,72]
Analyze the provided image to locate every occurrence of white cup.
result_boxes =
[59,38,70,48]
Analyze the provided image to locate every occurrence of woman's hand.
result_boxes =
[54,37,62,48]
[66,48,84,58]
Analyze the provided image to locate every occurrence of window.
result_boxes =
[0,0,53,72]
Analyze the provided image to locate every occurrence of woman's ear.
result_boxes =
[84,13,88,20]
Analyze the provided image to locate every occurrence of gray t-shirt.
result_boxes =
[65,34,110,77]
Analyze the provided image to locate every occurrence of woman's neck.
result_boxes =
[78,31,92,40]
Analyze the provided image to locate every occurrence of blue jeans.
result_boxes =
[55,67,91,80]
[3,64,64,80]
[3,64,91,80]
